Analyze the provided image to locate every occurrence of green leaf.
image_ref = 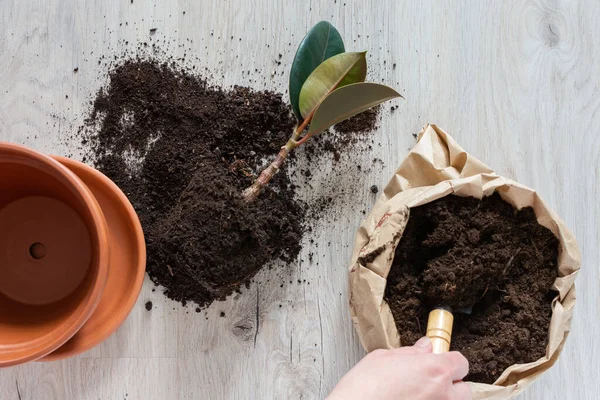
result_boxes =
[289,21,345,120]
[298,52,367,118]
[307,82,402,135]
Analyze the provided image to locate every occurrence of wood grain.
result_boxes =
[0,0,598,399]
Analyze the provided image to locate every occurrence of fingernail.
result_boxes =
[415,336,431,347]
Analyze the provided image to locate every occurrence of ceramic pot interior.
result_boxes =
[0,148,103,363]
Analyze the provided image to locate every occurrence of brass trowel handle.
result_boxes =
[426,307,454,354]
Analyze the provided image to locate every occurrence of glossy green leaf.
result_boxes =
[308,82,402,135]
[298,52,367,118]
[289,21,345,120]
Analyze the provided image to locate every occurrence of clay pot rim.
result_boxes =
[39,156,146,361]
[0,142,109,367]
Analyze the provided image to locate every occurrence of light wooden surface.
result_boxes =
[0,0,598,399]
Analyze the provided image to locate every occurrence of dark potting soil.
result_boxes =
[296,105,380,164]
[384,193,559,384]
[334,106,379,134]
[83,60,304,308]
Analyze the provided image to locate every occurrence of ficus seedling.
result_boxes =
[242,21,402,202]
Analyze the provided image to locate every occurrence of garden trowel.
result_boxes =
[426,306,472,354]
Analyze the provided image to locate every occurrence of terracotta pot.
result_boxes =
[0,142,109,367]
[41,156,145,361]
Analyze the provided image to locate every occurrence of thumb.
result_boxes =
[391,336,432,355]
[412,336,432,353]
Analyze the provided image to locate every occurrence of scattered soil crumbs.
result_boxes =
[83,60,304,308]
[385,193,558,384]
[145,301,152,311]
[334,106,379,135]
[302,106,380,163]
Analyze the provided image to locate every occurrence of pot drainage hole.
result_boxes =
[29,242,46,260]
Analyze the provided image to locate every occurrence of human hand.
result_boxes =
[327,337,471,400]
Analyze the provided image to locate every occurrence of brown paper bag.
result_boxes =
[348,124,580,399]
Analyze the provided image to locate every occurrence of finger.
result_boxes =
[440,351,469,382]
[390,337,432,355]
[452,382,472,400]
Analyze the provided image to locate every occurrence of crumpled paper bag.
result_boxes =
[348,124,580,399]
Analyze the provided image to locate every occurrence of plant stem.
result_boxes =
[241,138,297,203]
[242,113,314,203]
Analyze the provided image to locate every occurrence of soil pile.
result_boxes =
[385,193,558,383]
[334,106,379,135]
[84,60,304,307]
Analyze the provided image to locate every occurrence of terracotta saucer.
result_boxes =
[41,157,146,361]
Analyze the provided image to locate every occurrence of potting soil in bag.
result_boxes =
[348,124,580,399]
